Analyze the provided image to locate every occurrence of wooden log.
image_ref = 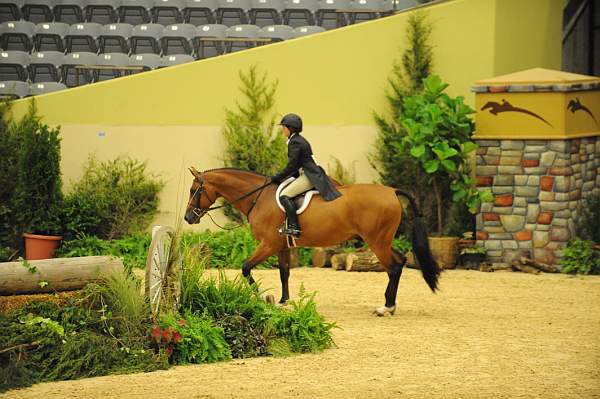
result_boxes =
[311,247,338,268]
[345,251,385,272]
[331,253,351,270]
[519,256,561,273]
[0,256,124,295]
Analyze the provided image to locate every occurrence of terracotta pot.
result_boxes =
[428,236,459,269]
[23,233,63,260]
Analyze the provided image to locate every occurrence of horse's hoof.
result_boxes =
[262,294,275,305]
[373,305,396,317]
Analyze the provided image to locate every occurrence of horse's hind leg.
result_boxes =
[277,249,291,304]
[368,243,407,316]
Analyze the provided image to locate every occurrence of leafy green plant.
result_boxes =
[11,101,63,238]
[370,12,441,235]
[160,311,232,364]
[64,155,164,240]
[397,75,493,234]
[0,101,18,250]
[56,233,151,271]
[562,238,600,275]
[217,314,268,358]
[221,65,287,222]
[298,248,313,267]
[267,285,336,353]
[460,245,486,255]
[392,235,412,255]
[579,193,600,243]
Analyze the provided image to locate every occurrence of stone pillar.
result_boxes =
[472,68,600,267]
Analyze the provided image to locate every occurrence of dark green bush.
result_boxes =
[10,102,63,238]
[64,155,164,240]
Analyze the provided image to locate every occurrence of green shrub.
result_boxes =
[220,65,286,222]
[562,238,600,275]
[0,101,18,249]
[266,285,336,353]
[10,102,63,238]
[327,156,356,185]
[56,233,151,270]
[579,193,600,243]
[64,155,164,240]
[392,235,412,255]
[218,314,268,358]
[159,311,231,364]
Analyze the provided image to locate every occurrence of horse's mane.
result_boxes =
[201,167,267,178]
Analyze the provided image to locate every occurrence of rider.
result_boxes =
[270,113,342,238]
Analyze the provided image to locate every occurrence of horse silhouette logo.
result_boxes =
[567,98,598,126]
[481,99,552,127]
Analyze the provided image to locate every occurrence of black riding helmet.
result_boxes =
[279,113,303,133]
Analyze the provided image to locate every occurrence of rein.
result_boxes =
[190,177,271,230]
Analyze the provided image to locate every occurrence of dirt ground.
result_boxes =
[3,267,600,399]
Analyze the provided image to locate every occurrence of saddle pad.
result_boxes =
[275,177,319,215]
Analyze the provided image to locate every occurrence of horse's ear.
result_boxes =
[189,166,200,178]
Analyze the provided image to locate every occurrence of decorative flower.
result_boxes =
[151,326,161,342]
[173,331,182,343]
[166,345,173,357]
[162,327,172,341]
[178,319,188,327]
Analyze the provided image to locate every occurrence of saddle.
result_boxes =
[275,177,319,214]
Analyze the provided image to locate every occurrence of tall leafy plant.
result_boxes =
[0,101,17,252]
[397,75,493,235]
[370,12,443,231]
[11,102,63,238]
[221,65,286,222]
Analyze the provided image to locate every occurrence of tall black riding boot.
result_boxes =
[279,195,301,238]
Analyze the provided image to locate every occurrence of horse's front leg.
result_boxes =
[278,249,291,304]
[242,242,277,287]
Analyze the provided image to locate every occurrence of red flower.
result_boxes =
[162,328,172,342]
[173,331,182,343]
[166,345,173,357]
[178,319,188,327]
[151,326,161,342]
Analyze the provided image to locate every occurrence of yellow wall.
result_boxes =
[8,0,565,230]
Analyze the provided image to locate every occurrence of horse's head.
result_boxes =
[184,167,219,224]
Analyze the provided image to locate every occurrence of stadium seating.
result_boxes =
[0,80,29,98]
[0,50,29,81]
[29,81,68,95]
[29,50,64,82]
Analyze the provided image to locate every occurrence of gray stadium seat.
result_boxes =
[130,23,164,54]
[193,23,225,58]
[23,0,56,24]
[34,22,69,52]
[292,25,324,37]
[62,51,98,86]
[381,0,418,13]
[161,23,195,55]
[0,21,35,52]
[66,22,102,52]
[224,24,259,53]
[259,24,292,42]
[153,0,185,25]
[217,0,250,26]
[85,0,120,24]
[184,0,217,25]
[99,23,133,53]
[29,82,67,95]
[96,52,130,80]
[161,53,194,66]
[282,0,317,27]
[0,50,28,81]
[128,52,162,70]
[0,80,29,98]
[316,0,350,29]
[54,0,88,24]
[29,51,64,82]
[119,0,153,24]
[347,0,384,24]
[249,0,283,27]
[0,1,23,24]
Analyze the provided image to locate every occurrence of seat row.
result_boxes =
[1,51,201,88]
[0,80,69,97]
[0,0,422,27]
[0,23,323,56]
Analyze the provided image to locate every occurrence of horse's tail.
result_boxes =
[395,189,441,292]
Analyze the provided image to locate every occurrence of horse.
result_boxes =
[184,167,441,316]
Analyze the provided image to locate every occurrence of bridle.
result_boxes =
[188,176,271,227]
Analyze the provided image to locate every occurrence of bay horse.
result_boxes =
[184,167,440,316]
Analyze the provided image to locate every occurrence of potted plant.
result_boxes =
[11,103,64,260]
[397,75,493,268]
